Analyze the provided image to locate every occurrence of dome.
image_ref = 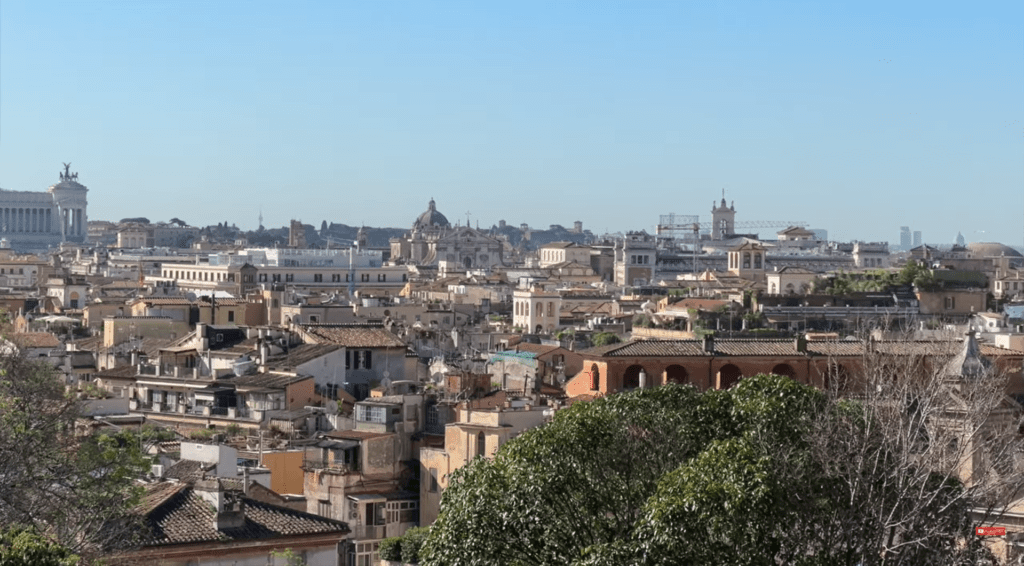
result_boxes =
[413,199,450,230]
[966,242,1022,258]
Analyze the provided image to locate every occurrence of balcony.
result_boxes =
[350,525,387,540]
[302,457,355,474]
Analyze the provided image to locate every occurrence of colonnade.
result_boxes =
[0,206,84,236]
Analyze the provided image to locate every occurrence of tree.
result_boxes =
[0,354,150,558]
[0,527,79,566]
[422,362,1019,566]
[590,332,621,347]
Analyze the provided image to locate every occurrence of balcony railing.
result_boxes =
[302,457,355,474]
[350,525,387,540]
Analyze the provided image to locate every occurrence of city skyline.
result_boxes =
[1,1,1021,246]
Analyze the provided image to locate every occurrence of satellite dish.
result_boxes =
[382,370,390,379]
[185,292,197,302]
[381,377,392,391]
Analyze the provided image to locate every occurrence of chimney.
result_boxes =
[196,480,246,531]
[795,334,807,353]
[702,334,715,353]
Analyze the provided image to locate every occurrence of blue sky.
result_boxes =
[1,1,1021,247]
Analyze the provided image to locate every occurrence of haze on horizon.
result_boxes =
[1,1,1021,247]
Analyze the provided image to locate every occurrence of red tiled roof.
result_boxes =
[580,338,1024,359]
[141,483,348,546]
[300,324,404,348]
[11,332,60,348]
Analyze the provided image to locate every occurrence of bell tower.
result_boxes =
[711,189,736,240]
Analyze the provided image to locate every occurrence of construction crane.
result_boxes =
[657,214,808,241]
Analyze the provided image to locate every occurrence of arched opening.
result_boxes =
[535,324,543,334]
[718,364,742,389]
[771,363,795,379]
[824,362,849,392]
[590,364,600,390]
[477,431,486,458]
[743,252,751,269]
[754,253,762,269]
[665,364,688,385]
[623,364,646,390]
[463,256,473,269]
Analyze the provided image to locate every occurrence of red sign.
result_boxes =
[976,526,1006,536]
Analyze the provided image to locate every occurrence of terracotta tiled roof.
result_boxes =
[11,332,61,348]
[580,338,1024,359]
[142,484,348,546]
[266,344,342,370]
[226,372,311,390]
[300,324,404,348]
[164,460,215,483]
[510,343,562,357]
[95,365,139,379]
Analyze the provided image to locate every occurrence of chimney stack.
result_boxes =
[702,334,715,353]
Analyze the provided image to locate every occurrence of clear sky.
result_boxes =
[1,1,1022,247]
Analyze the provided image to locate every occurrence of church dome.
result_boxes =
[413,199,450,230]
[967,242,1022,258]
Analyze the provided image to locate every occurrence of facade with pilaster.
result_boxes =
[0,164,88,249]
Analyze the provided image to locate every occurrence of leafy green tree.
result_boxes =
[0,354,150,558]
[0,527,79,566]
[590,332,621,347]
[421,372,1005,566]
[400,526,430,563]
[378,537,402,561]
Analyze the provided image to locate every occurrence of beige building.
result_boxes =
[419,402,550,525]
[766,266,818,295]
[102,316,191,348]
[614,231,657,286]
[853,241,891,268]
[513,287,562,334]
[539,242,592,268]
[727,240,767,282]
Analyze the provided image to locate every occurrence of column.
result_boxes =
[46,209,51,233]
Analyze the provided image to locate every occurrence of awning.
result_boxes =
[316,439,358,450]
[347,493,386,503]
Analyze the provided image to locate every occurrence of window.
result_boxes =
[332,273,341,282]
[272,274,281,282]
[945,296,956,310]
[743,252,751,269]
[357,405,387,423]
[477,431,487,457]
[362,350,372,369]
[361,273,370,282]
[402,274,408,282]
[318,499,331,517]
[378,274,386,282]
[227,310,235,322]
[313,273,322,282]
[285,273,294,282]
